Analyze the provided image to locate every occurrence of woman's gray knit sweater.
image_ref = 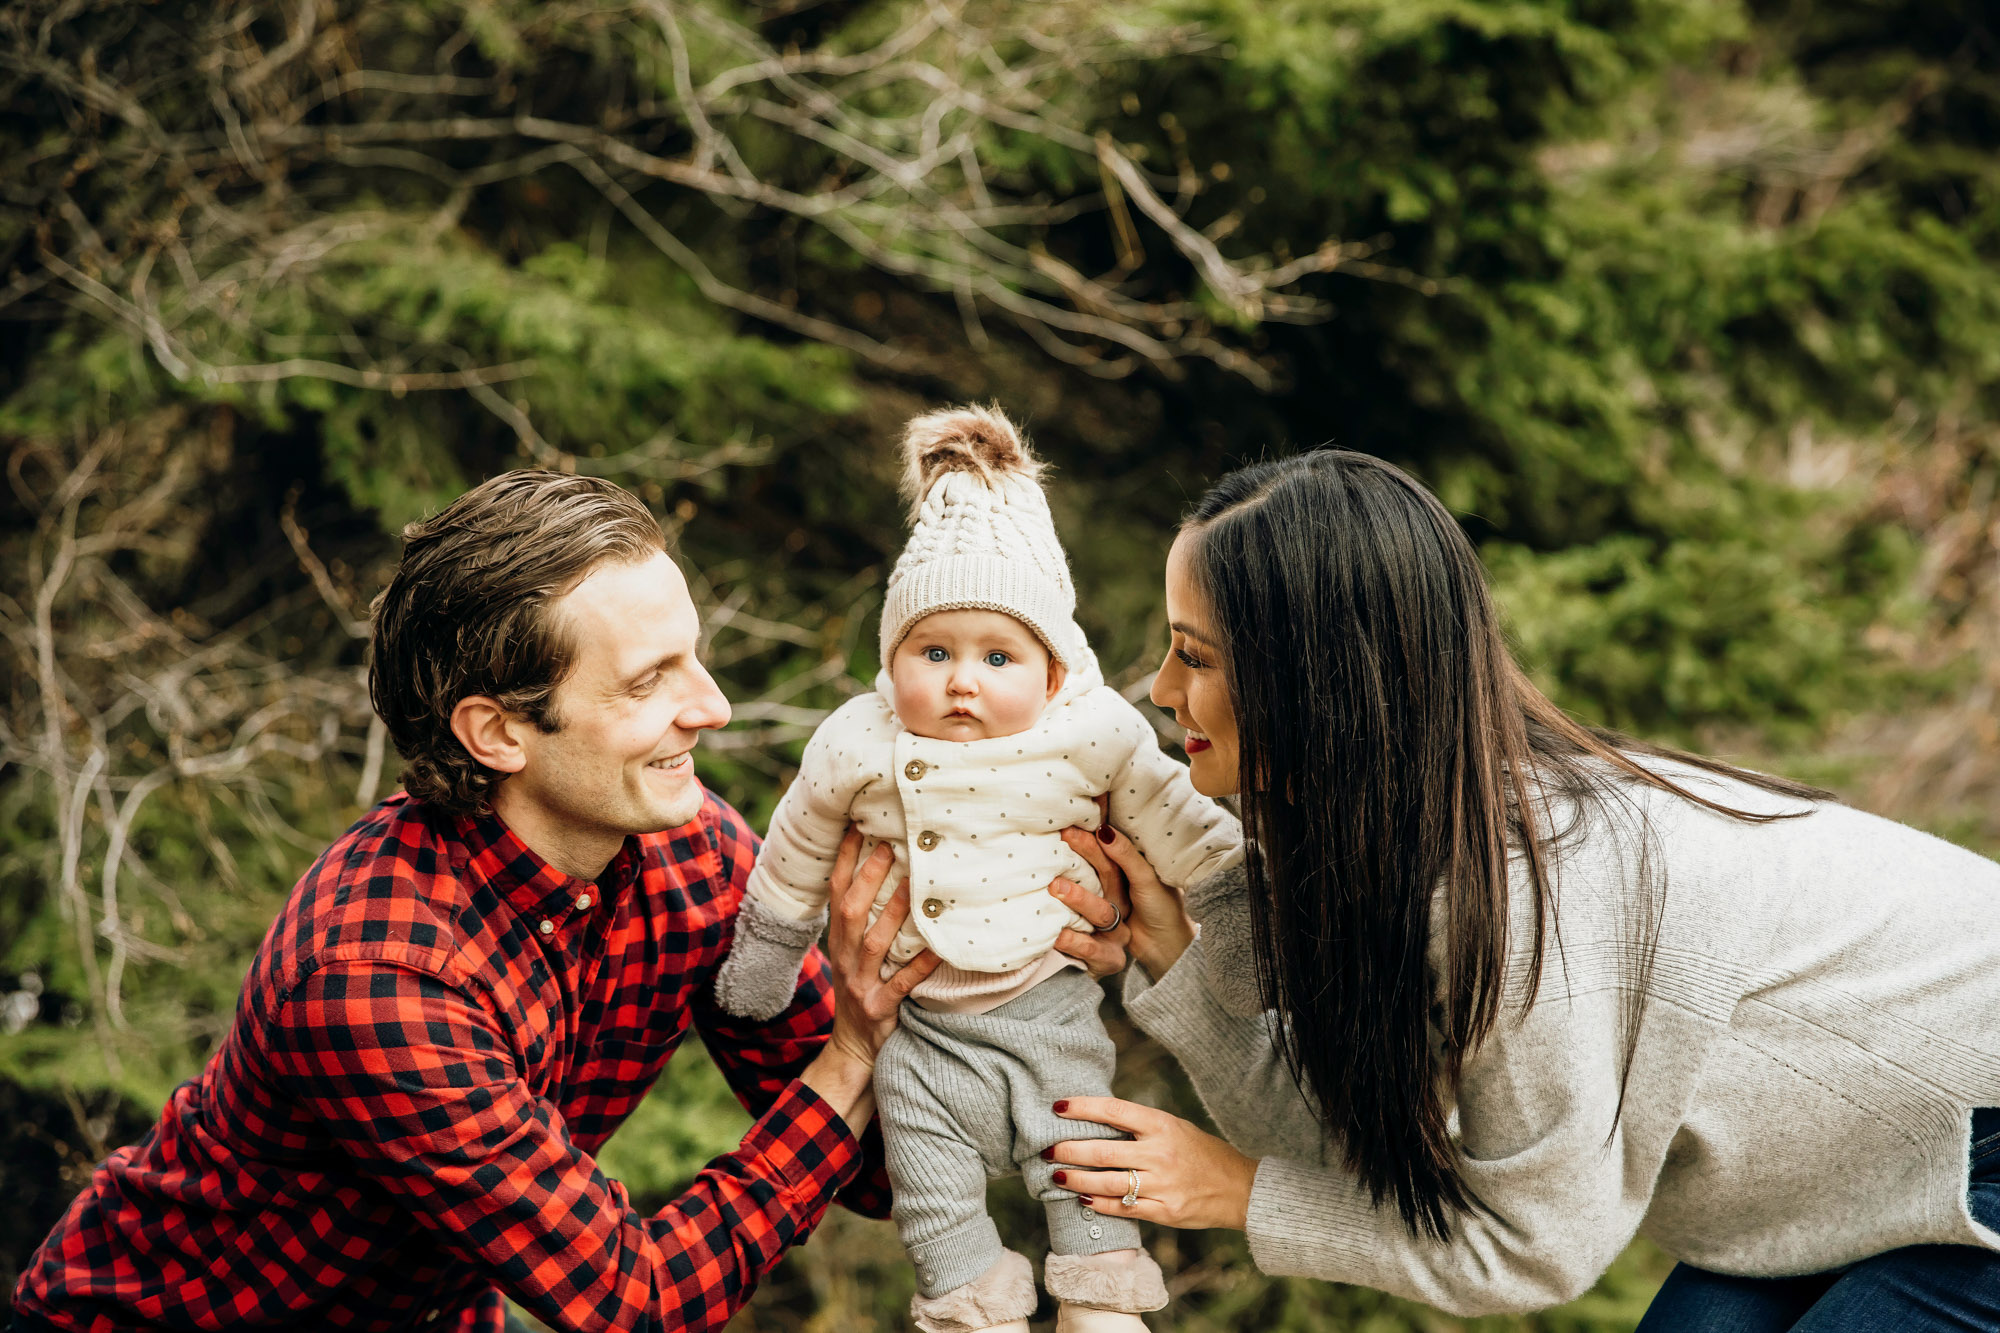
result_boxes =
[1122,767,2000,1316]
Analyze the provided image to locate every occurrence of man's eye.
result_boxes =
[633,673,662,695]
[984,651,1010,668]
[1175,648,1207,670]
[924,647,949,663]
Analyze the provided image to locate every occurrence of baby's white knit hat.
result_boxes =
[880,405,1083,671]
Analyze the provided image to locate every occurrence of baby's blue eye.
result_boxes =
[924,646,949,663]
[985,651,1010,668]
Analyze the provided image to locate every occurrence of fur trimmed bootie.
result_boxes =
[1044,1249,1168,1331]
[908,1249,1038,1333]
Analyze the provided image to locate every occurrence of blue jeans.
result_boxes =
[1636,1108,2000,1331]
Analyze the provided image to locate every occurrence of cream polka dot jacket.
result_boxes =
[713,670,1241,1018]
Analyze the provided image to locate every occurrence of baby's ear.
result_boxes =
[1046,656,1067,701]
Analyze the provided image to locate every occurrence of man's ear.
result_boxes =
[450,696,530,775]
[1045,657,1067,702]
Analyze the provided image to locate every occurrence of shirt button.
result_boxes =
[904,759,929,781]
[916,830,940,850]
[538,919,554,936]
[921,897,945,918]
[1088,1225,1103,1240]
[574,893,592,911]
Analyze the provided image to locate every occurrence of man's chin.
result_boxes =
[633,761,705,825]
[658,780,709,829]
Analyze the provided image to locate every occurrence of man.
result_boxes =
[11,471,940,1331]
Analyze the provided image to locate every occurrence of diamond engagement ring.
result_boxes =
[1121,1169,1141,1208]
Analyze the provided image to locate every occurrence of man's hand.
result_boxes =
[799,829,939,1131]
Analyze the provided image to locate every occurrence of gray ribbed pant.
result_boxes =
[875,967,1138,1298]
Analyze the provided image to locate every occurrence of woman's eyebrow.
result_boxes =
[1169,620,1217,646]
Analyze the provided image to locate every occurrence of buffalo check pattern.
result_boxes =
[14,790,887,1332]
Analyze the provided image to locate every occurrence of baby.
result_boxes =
[714,406,1240,1333]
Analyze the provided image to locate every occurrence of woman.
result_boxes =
[1041,450,2000,1329]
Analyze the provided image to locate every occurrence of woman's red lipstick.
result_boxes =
[1184,735,1212,754]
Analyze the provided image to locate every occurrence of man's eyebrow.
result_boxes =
[1169,620,1217,646]
[617,651,683,687]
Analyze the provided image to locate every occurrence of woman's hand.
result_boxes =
[1051,806,1197,981]
[1049,799,1133,979]
[1045,1097,1259,1232]
[802,828,940,1129]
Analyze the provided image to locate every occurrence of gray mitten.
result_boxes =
[1183,852,1267,1018]
[713,895,827,1020]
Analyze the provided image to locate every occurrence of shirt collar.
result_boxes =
[453,808,645,919]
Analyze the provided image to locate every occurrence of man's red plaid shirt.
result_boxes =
[13,789,887,1332]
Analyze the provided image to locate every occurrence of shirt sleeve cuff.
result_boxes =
[739,1077,865,1207]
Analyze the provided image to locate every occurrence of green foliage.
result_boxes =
[1097,0,1995,734]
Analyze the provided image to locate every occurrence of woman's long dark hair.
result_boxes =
[1184,450,1826,1240]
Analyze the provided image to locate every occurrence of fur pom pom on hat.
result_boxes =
[880,405,1086,673]
[897,403,1044,519]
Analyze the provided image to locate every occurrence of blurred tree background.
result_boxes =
[2,0,1998,1327]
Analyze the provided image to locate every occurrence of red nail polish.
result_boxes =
[1096,825,1115,844]
[1053,1099,1069,1114]
[1039,1147,1054,1160]
[1053,1170,1067,1184]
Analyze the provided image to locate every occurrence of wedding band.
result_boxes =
[1105,904,1123,930]
[1121,1169,1141,1207]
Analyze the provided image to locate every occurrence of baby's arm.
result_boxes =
[713,711,872,1020]
[1104,699,1242,891]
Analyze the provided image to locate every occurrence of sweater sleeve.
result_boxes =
[1101,698,1241,890]
[1121,938,1330,1165]
[742,710,872,921]
[1125,939,1656,1317]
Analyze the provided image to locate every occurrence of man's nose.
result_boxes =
[680,659,733,731]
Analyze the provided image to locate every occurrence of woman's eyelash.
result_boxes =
[1175,648,1207,669]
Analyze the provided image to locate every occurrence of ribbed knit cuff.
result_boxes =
[1244,1156,1379,1284]
[907,1215,1007,1297]
[1046,1192,1140,1257]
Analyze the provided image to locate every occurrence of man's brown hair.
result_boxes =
[368,470,666,814]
